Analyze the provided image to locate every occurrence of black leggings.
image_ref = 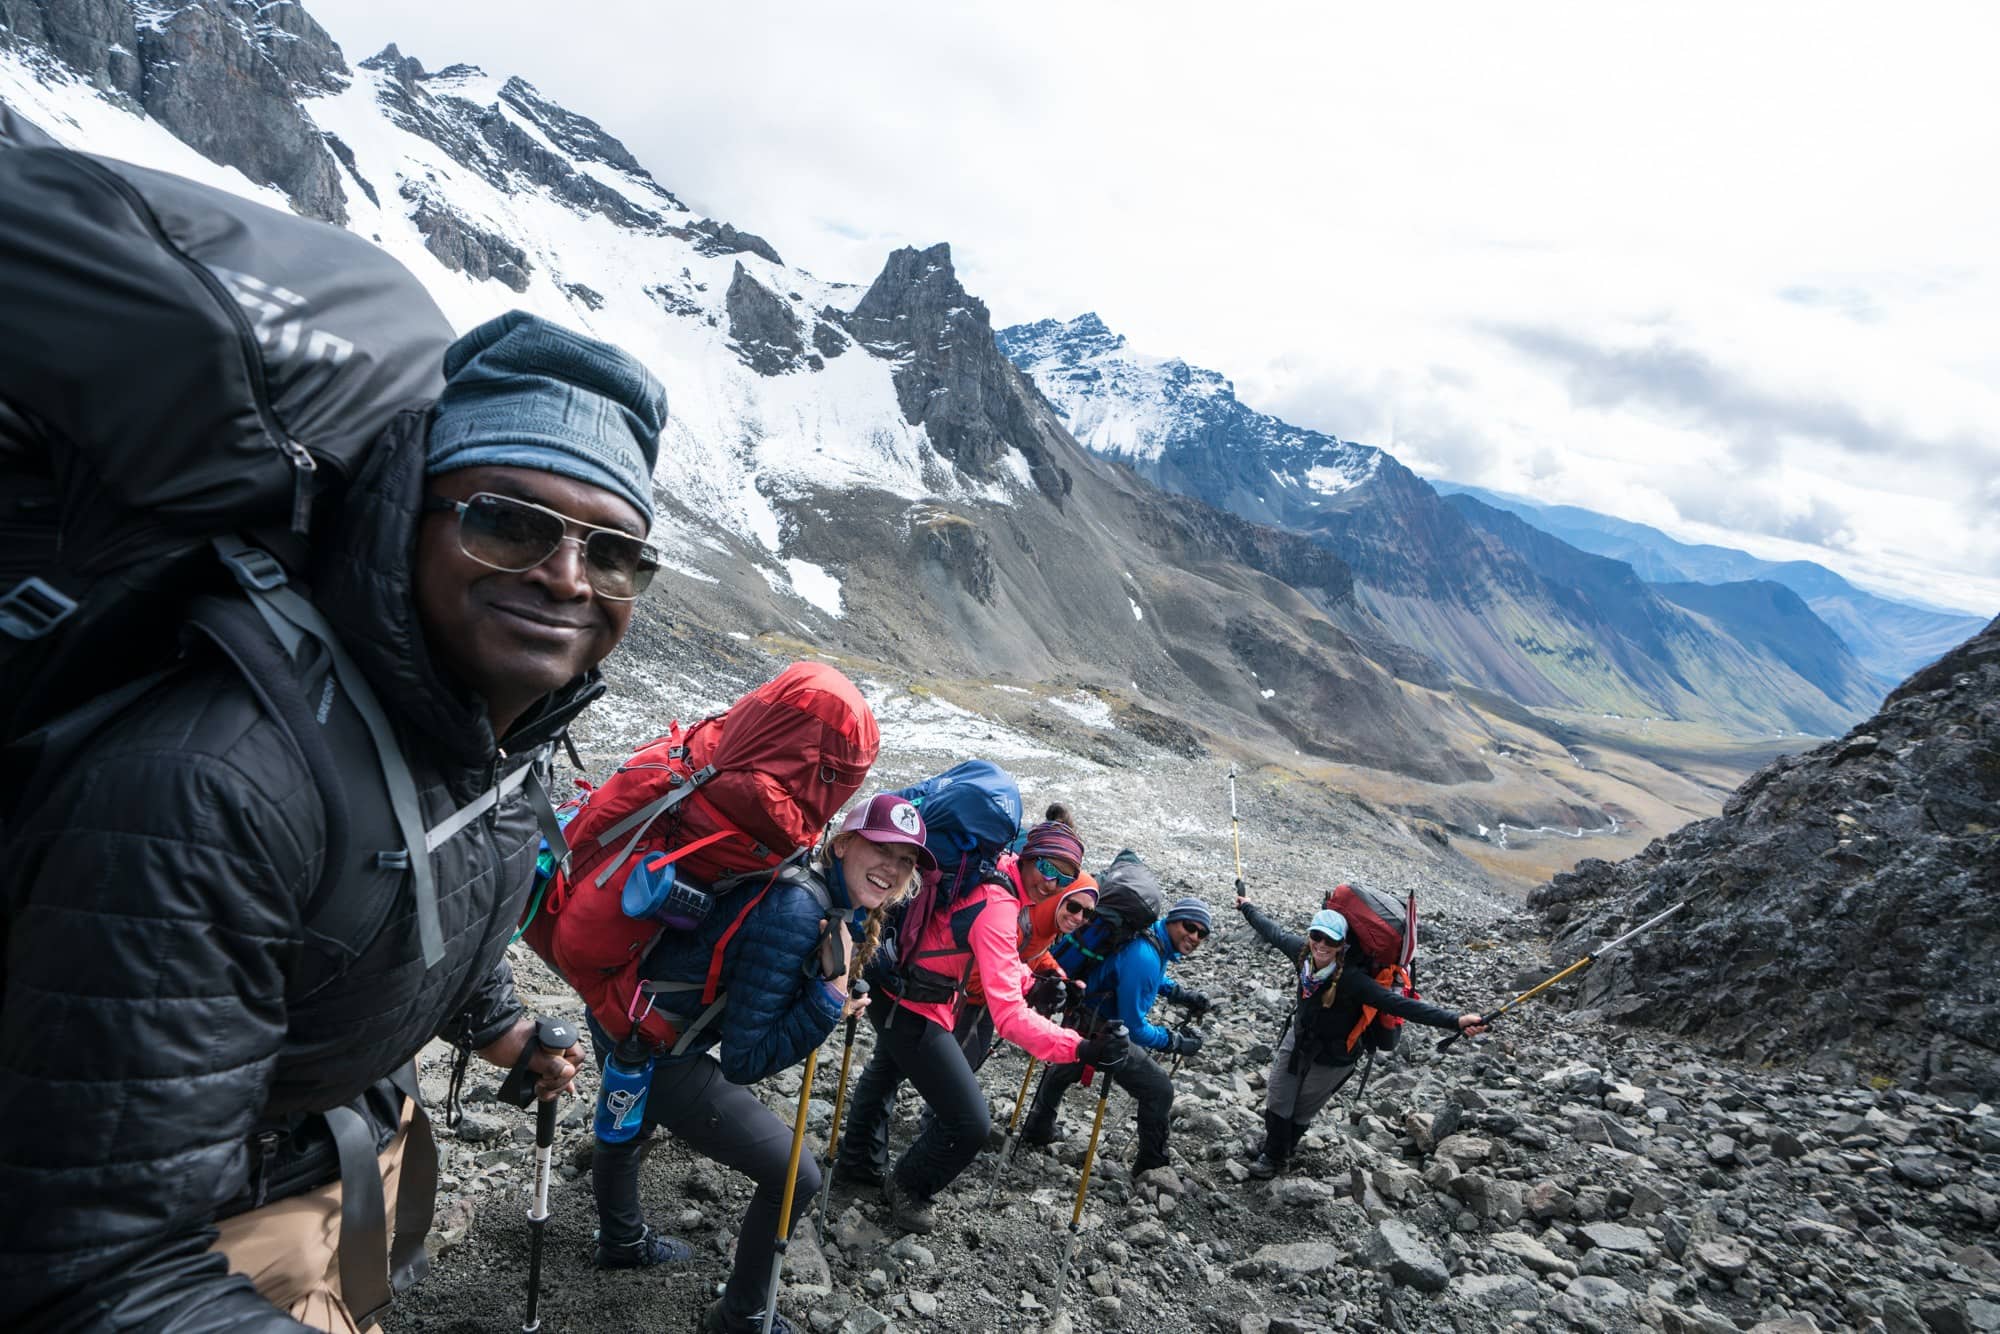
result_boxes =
[588,1022,820,1321]
[835,992,989,1202]
[1025,1049,1176,1172]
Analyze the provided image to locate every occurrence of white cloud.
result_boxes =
[304,0,2000,612]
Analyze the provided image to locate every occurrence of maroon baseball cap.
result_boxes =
[837,793,938,872]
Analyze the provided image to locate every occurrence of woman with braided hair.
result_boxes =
[1235,890,1487,1179]
[585,794,929,1334]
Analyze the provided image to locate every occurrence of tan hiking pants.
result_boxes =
[210,1107,414,1333]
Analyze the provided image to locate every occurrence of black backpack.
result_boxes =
[1047,851,1167,987]
[0,101,453,746]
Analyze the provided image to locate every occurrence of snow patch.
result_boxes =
[1128,597,1144,623]
[1044,692,1114,730]
[783,558,844,617]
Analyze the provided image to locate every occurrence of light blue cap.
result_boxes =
[1309,908,1349,943]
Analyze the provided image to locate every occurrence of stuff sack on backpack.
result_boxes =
[1324,882,1418,1053]
[521,660,879,1043]
[0,102,454,744]
[1048,851,1166,985]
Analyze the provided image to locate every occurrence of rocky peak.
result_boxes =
[6,0,349,221]
[1530,614,2000,1097]
[844,243,1071,503]
[497,75,683,211]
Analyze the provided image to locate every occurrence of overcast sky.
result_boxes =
[310,1,2000,615]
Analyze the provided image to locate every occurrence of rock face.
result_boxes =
[845,243,1071,503]
[6,0,349,220]
[724,262,811,375]
[1532,615,2000,1096]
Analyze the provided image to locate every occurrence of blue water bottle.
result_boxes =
[594,1036,655,1144]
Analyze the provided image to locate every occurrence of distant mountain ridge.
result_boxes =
[1434,484,1990,685]
[1002,313,1883,736]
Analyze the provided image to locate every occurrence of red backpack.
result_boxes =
[1324,883,1418,1053]
[520,661,878,1044]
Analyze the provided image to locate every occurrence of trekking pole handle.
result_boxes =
[499,1016,580,1109]
[1435,1015,1487,1054]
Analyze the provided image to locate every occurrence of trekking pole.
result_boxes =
[1438,899,1690,1052]
[982,1055,1040,1206]
[1227,764,1245,892]
[762,1036,825,1334]
[496,1016,579,1334]
[814,979,868,1238]
[1050,1025,1125,1323]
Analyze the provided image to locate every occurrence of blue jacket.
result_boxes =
[1081,930,1185,1052]
[635,863,852,1084]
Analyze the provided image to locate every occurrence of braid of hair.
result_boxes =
[850,908,886,980]
[1319,953,1345,1008]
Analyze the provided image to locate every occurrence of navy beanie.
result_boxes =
[428,310,667,528]
[1164,896,1213,932]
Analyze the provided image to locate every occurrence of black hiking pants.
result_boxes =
[835,992,989,1202]
[587,1021,819,1321]
[1025,1048,1175,1172]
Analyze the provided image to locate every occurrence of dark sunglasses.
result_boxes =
[1178,923,1209,941]
[1308,931,1345,948]
[423,492,660,601]
[1033,857,1079,888]
[1058,901,1095,921]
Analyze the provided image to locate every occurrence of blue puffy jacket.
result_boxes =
[634,862,855,1083]
[1080,930,1185,1052]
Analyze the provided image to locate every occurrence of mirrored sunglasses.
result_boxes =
[1033,857,1079,888]
[423,492,660,601]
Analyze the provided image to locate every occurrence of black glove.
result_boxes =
[1075,1028,1129,1070]
[1169,989,1211,1017]
[1169,1029,1205,1059]
[1025,974,1067,1015]
[1233,877,1247,899]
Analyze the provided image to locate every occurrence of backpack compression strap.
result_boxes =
[213,537,561,969]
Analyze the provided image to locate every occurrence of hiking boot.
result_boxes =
[830,1161,885,1193]
[1020,1120,1069,1149]
[882,1175,937,1235]
[699,1297,798,1334]
[1248,1153,1283,1181]
[593,1223,693,1269]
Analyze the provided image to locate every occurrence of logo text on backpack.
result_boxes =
[208,266,357,368]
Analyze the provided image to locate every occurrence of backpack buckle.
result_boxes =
[0,576,76,640]
[218,544,289,592]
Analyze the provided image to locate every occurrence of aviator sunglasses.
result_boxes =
[1032,857,1079,888]
[423,492,661,601]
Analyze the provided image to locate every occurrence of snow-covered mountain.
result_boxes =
[1001,313,1382,526]
[0,1,1523,785]
[1000,314,1885,736]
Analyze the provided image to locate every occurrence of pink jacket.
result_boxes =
[892,872,1082,1065]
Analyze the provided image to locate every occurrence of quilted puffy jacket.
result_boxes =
[0,421,602,1332]
[631,860,849,1083]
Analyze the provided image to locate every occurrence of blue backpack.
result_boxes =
[868,761,1022,1004]
[896,760,1022,867]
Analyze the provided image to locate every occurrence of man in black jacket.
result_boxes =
[0,310,665,1331]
